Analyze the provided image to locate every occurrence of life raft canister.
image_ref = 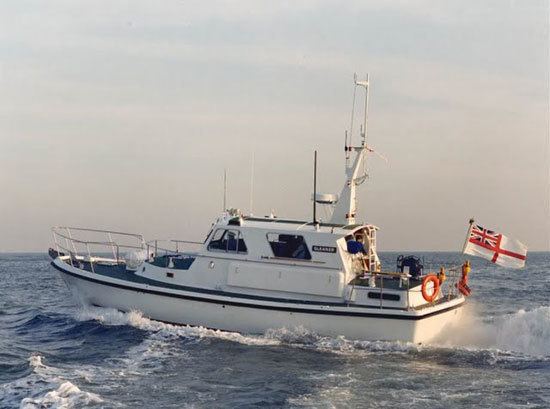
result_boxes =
[457,260,472,296]
[421,274,440,303]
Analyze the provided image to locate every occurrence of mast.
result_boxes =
[330,74,370,225]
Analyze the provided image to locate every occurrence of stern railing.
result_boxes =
[350,264,464,310]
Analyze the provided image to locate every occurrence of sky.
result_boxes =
[0,0,548,252]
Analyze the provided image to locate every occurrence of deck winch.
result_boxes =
[396,255,423,279]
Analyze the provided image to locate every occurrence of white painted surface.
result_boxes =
[227,262,345,298]
[54,258,465,343]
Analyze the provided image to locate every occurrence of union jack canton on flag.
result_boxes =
[463,222,528,269]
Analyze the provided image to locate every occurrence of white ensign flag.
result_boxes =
[463,222,527,269]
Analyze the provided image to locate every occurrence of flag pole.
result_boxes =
[462,218,475,254]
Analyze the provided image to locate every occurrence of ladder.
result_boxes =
[365,225,380,272]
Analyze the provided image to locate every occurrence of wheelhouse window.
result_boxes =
[208,229,247,253]
[267,233,311,260]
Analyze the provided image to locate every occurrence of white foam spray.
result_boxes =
[494,306,550,356]
[76,306,281,347]
[76,304,550,361]
[0,354,103,409]
[20,380,102,409]
[434,303,550,357]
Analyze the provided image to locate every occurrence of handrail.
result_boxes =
[145,239,203,256]
[52,226,146,273]
[54,232,140,248]
[52,226,144,240]
[350,264,462,310]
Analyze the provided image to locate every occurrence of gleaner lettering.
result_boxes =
[312,245,337,253]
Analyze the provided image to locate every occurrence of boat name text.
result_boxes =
[312,245,337,254]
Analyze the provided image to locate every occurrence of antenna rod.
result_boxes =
[344,130,347,150]
[349,74,357,148]
[363,73,370,146]
[223,169,227,211]
[344,130,349,161]
[249,152,255,215]
[313,150,318,224]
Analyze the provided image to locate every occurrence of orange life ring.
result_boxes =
[421,274,440,303]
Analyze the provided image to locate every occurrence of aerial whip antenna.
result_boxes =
[356,73,370,146]
[249,152,255,215]
[349,73,358,147]
[223,168,227,211]
[313,151,318,225]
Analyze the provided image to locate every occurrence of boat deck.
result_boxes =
[350,274,423,291]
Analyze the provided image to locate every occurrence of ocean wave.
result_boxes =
[435,304,550,358]
[75,307,281,347]
[20,380,102,409]
[494,306,550,356]
[73,304,550,370]
[264,326,420,355]
[0,354,102,409]
[2,305,548,408]
[262,327,537,370]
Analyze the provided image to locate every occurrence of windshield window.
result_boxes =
[208,229,247,253]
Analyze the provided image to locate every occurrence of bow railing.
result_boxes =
[51,226,145,273]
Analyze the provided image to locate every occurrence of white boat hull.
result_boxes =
[54,259,464,344]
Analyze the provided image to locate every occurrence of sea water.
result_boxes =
[0,252,549,408]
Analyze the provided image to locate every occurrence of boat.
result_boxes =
[49,75,469,343]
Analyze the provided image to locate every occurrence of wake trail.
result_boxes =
[76,304,550,362]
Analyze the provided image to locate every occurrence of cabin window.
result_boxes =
[267,233,311,260]
[367,292,400,302]
[208,229,247,253]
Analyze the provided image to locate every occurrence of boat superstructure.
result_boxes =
[49,76,469,343]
